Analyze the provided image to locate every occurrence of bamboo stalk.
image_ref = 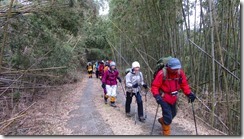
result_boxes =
[0,0,14,71]
[188,39,240,80]
[0,102,36,132]
[195,115,227,135]
[0,113,26,125]
[105,37,130,66]
[134,47,154,74]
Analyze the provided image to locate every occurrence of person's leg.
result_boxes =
[110,85,117,107]
[125,92,133,114]
[104,87,108,104]
[135,92,144,121]
[171,102,177,119]
[158,100,173,135]
[89,71,92,78]
[96,70,99,78]
[106,85,111,104]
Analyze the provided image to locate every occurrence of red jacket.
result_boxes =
[98,63,104,75]
[151,68,191,105]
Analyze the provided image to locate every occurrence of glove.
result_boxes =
[132,83,138,88]
[155,95,163,105]
[188,92,196,103]
[142,84,148,89]
[117,77,122,83]
[101,83,106,89]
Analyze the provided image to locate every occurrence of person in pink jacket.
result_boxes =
[102,61,122,107]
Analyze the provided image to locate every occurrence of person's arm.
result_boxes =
[140,72,148,89]
[125,73,133,88]
[102,70,107,84]
[179,70,196,103]
[151,70,164,104]
[179,70,191,96]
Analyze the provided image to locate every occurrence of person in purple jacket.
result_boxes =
[102,61,122,107]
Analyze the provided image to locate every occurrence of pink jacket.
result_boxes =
[102,69,119,85]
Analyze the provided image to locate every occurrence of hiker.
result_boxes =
[125,61,148,122]
[151,58,196,135]
[101,61,122,106]
[95,61,99,78]
[98,60,105,80]
[86,62,93,78]
[93,62,96,74]
[104,61,110,72]
[101,61,110,100]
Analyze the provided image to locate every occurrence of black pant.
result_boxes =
[95,70,99,78]
[125,91,143,117]
[160,100,177,125]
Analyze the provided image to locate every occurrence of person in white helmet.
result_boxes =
[125,61,148,122]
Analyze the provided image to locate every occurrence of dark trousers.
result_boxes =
[160,100,177,125]
[125,91,143,117]
[96,70,99,78]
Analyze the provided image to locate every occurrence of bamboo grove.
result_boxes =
[0,0,103,134]
[105,0,240,135]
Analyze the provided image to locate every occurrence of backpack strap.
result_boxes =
[162,68,167,81]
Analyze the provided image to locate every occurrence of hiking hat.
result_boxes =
[167,58,181,69]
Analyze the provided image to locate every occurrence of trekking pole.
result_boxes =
[150,103,159,135]
[144,90,148,119]
[134,98,137,125]
[120,82,126,98]
[191,102,198,135]
[120,82,127,106]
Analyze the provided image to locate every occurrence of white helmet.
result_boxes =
[132,61,140,69]
[110,61,116,67]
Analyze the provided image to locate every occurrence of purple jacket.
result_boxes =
[102,69,119,85]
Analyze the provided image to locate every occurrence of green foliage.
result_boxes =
[3,0,100,80]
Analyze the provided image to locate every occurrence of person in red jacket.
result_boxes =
[98,60,105,80]
[151,58,196,135]
[102,61,122,107]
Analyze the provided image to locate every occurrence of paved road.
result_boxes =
[65,77,193,135]
[66,78,114,135]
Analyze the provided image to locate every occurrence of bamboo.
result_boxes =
[0,114,26,125]
[0,0,14,71]
[209,0,216,127]
[188,39,239,80]
[0,102,36,132]
[195,115,227,135]
[105,38,130,66]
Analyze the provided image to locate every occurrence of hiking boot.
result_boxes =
[139,116,146,122]
[158,117,170,135]
[158,117,164,126]
[126,113,132,117]
[110,103,116,107]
